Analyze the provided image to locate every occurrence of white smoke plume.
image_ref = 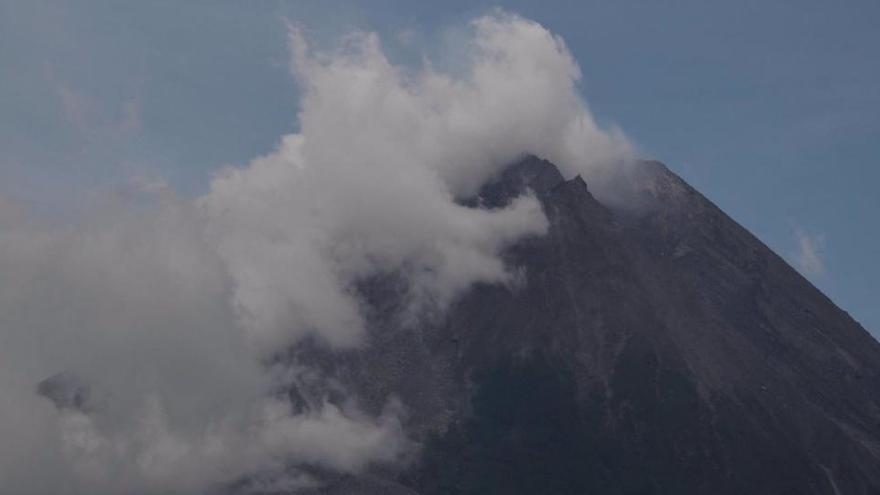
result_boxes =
[794,228,826,276]
[0,11,630,494]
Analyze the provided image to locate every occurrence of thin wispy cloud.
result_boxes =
[794,229,826,276]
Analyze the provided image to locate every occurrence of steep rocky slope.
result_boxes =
[278,156,880,495]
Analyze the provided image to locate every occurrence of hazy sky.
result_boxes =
[1,0,878,334]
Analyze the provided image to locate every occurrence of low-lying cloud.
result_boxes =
[0,11,630,494]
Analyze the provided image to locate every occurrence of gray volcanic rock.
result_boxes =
[285,156,880,494]
[36,371,92,412]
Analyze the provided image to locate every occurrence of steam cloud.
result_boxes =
[0,11,630,494]
[794,229,826,276]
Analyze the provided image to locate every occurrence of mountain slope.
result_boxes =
[287,156,880,495]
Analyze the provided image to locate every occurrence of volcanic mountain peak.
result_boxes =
[297,155,880,495]
[250,156,880,494]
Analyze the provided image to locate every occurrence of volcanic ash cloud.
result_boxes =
[0,11,631,495]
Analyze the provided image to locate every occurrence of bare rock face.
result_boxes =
[280,156,880,494]
[36,371,91,412]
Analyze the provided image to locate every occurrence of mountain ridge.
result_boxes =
[274,155,880,495]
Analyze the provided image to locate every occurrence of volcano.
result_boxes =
[270,156,880,495]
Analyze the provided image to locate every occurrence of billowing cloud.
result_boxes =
[0,197,410,495]
[0,11,630,494]
[204,11,630,351]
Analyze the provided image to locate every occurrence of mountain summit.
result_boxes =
[281,156,880,495]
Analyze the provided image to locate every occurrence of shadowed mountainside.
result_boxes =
[272,156,880,495]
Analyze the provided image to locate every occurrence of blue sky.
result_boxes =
[1,0,878,333]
